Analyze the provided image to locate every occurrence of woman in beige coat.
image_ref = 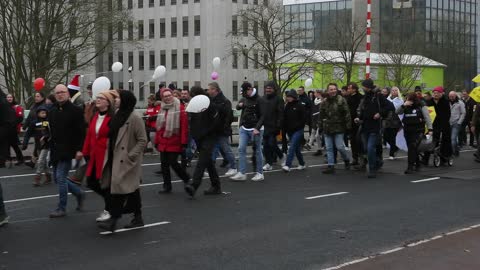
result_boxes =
[97,90,147,232]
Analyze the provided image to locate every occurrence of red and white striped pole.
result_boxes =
[365,0,371,79]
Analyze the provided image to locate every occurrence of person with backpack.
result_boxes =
[397,93,433,174]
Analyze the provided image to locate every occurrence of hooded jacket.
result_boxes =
[210,91,234,136]
[357,90,392,133]
[283,99,306,133]
[260,92,284,136]
[237,89,264,130]
[189,95,222,142]
[426,95,451,130]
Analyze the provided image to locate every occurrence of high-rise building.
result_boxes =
[99,0,272,106]
[284,0,478,89]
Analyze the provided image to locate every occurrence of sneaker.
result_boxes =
[76,191,86,211]
[389,156,395,160]
[304,144,312,150]
[322,166,335,174]
[344,160,351,170]
[124,215,144,229]
[203,172,209,178]
[251,173,264,181]
[262,164,273,171]
[313,150,323,156]
[43,173,52,185]
[224,168,238,177]
[49,209,66,218]
[282,165,290,172]
[281,158,286,167]
[230,172,247,181]
[33,175,41,187]
[295,165,306,170]
[204,187,222,195]
[219,160,229,168]
[0,215,9,227]
[96,210,111,222]
[184,184,196,198]
[97,218,118,232]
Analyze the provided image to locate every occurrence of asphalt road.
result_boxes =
[1,147,479,270]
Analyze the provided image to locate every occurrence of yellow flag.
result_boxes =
[473,74,480,83]
[470,86,480,103]
[428,106,436,123]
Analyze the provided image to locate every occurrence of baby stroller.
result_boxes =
[418,134,453,167]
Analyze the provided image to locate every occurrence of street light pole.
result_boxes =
[365,0,372,79]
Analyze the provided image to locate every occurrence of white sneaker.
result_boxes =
[295,165,306,170]
[263,164,273,171]
[281,156,286,167]
[251,173,264,181]
[345,147,350,151]
[389,156,395,160]
[282,165,290,172]
[230,172,247,181]
[96,210,111,222]
[224,168,237,177]
[203,172,209,178]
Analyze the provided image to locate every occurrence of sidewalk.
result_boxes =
[341,226,480,270]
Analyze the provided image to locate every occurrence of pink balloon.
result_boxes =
[211,71,219,81]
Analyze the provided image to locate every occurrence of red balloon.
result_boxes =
[33,78,45,91]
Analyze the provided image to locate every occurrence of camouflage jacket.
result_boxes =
[318,95,351,135]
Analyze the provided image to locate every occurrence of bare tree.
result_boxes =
[0,0,131,105]
[230,1,315,93]
[315,21,366,85]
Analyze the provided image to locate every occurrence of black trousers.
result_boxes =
[349,125,361,162]
[160,151,190,190]
[263,133,283,165]
[0,126,9,164]
[459,122,475,146]
[383,128,399,156]
[424,126,452,162]
[7,127,23,162]
[192,138,220,190]
[87,167,111,212]
[110,189,142,219]
[404,130,423,167]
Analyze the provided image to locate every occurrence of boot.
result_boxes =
[184,183,196,198]
[322,165,335,174]
[43,173,52,185]
[98,218,118,232]
[33,175,41,187]
[344,160,351,170]
[203,186,222,195]
[124,214,144,229]
[404,166,415,174]
[313,150,323,156]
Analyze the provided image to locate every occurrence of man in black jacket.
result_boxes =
[207,82,237,177]
[282,90,307,172]
[260,81,284,171]
[346,82,363,165]
[460,90,477,147]
[355,79,391,178]
[185,86,223,197]
[0,89,16,168]
[297,86,312,148]
[424,86,452,165]
[48,84,86,218]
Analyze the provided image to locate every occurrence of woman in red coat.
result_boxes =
[155,88,190,193]
[81,90,117,222]
[6,94,24,166]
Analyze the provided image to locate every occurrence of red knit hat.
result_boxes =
[68,75,81,91]
[160,88,173,97]
[432,86,444,93]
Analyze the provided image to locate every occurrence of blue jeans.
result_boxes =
[451,123,460,154]
[361,132,381,172]
[212,136,236,169]
[0,182,6,217]
[238,128,263,174]
[54,160,82,211]
[324,133,350,166]
[286,130,305,167]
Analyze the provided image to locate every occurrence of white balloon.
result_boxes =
[305,78,313,88]
[92,76,111,97]
[111,62,123,72]
[186,95,210,113]
[212,57,221,70]
[153,65,166,79]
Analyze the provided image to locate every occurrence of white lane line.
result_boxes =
[100,221,170,235]
[305,192,349,200]
[411,177,441,183]
[321,223,480,270]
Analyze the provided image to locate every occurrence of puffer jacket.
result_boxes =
[318,94,351,135]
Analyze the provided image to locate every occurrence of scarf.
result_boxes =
[156,97,181,138]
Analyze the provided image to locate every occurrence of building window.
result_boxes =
[182,17,188,37]
[171,18,177,37]
[118,52,124,65]
[360,67,378,80]
[232,49,238,69]
[128,51,134,69]
[333,66,344,81]
[128,21,133,40]
[233,0,237,3]
[171,50,177,69]
[194,81,201,86]
[242,19,248,36]
[117,22,123,40]
[160,50,166,66]
[160,19,166,38]
[150,82,156,94]
[69,53,77,69]
[171,0,176,5]
[194,16,200,36]
[182,0,188,3]
[149,51,155,70]
[412,68,422,81]
[243,0,248,4]
[149,0,155,7]
[119,82,124,90]
[139,82,145,101]
[254,51,259,69]
[149,19,155,39]
[138,20,144,39]
[386,67,396,81]
[233,81,239,101]
[138,0,143,8]
[139,51,145,70]
[128,0,133,9]
[243,53,248,69]
[160,0,165,6]
[194,49,201,68]
[55,50,64,69]
[108,53,114,70]
[253,21,258,37]
[253,0,258,4]
[183,81,189,90]
[194,0,199,2]
[183,49,189,69]
[232,16,237,36]
[263,0,268,6]
[107,23,113,41]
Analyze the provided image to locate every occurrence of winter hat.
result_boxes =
[97,90,116,106]
[161,88,173,98]
[68,75,81,92]
[433,86,444,94]
[36,105,49,114]
[168,83,176,90]
[286,89,298,99]
[241,82,252,93]
[361,78,375,89]
[264,81,277,90]
[414,85,422,92]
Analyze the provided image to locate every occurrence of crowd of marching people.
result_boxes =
[0,76,479,232]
